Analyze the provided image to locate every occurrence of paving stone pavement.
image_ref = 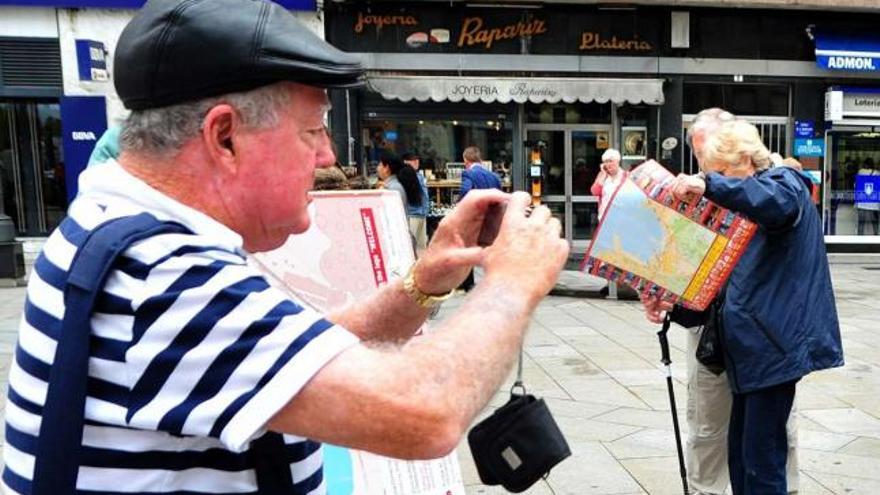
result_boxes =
[0,260,878,494]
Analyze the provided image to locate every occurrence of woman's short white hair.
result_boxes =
[601,148,621,162]
[702,120,772,172]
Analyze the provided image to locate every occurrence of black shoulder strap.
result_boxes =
[31,214,187,492]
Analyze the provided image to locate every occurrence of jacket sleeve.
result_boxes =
[460,170,473,199]
[669,304,709,328]
[704,168,804,232]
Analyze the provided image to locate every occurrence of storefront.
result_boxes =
[326,3,667,248]
[325,2,880,252]
[0,35,65,237]
[823,88,880,243]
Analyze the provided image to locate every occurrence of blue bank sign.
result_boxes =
[794,138,825,158]
[0,0,315,9]
[855,174,880,204]
[815,33,880,73]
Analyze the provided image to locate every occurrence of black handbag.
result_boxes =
[695,296,726,376]
[468,352,571,493]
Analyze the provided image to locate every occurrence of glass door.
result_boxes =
[0,100,64,236]
[525,124,610,249]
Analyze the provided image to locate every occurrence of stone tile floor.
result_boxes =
[0,260,878,494]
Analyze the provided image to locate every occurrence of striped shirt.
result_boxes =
[2,160,359,494]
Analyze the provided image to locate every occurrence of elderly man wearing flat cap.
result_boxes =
[2,0,568,493]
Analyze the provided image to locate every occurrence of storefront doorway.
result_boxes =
[0,100,65,236]
[824,128,880,239]
[525,124,610,249]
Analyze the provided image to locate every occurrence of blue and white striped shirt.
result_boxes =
[2,160,359,494]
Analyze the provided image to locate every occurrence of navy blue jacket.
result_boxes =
[460,165,501,199]
[704,166,844,394]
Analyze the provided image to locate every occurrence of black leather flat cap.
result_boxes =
[115,0,364,110]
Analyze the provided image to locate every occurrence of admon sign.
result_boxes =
[815,34,880,73]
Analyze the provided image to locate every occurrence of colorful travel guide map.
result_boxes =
[583,161,757,311]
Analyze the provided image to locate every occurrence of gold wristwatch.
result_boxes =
[402,264,455,308]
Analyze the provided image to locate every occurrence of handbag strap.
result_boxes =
[31,213,293,493]
[511,348,526,396]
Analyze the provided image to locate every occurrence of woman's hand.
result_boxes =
[671,173,706,203]
[640,294,674,324]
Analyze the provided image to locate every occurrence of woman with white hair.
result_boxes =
[590,148,625,219]
[646,119,843,495]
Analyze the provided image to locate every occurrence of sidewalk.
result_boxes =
[0,261,878,494]
[444,260,880,494]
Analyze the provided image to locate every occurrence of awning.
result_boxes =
[815,33,880,72]
[366,76,665,105]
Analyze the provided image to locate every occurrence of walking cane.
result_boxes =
[657,312,689,495]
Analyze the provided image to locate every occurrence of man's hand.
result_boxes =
[481,192,569,304]
[671,173,706,203]
[640,294,674,324]
[414,189,510,295]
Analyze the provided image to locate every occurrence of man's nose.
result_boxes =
[316,131,336,168]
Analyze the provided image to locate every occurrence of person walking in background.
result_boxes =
[458,146,501,291]
[402,151,430,253]
[460,146,501,199]
[590,148,626,220]
[645,118,843,495]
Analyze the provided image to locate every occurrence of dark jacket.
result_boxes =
[699,166,843,394]
[460,165,502,199]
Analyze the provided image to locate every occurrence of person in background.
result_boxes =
[402,151,430,253]
[460,146,501,199]
[645,119,843,495]
[590,148,626,220]
[648,108,805,495]
[378,151,422,214]
[459,146,502,291]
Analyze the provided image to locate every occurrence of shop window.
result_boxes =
[825,131,880,237]
[525,102,610,124]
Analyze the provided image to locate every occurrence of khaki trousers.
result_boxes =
[686,328,799,494]
[408,216,428,253]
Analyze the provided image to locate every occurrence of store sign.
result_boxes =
[332,6,659,56]
[579,32,652,52]
[793,138,825,158]
[75,39,108,81]
[0,0,316,9]
[457,16,547,49]
[60,96,107,202]
[794,120,814,138]
[843,92,880,116]
[819,55,879,71]
[855,174,880,203]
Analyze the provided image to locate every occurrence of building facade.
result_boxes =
[0,0,320,245]
[325,1,880,252]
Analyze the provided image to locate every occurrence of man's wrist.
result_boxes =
[402,264,455,308]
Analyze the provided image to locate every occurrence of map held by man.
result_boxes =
[592,180,719,295]
[584,160,756,311]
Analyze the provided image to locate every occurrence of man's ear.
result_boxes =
[201,104,239,174]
